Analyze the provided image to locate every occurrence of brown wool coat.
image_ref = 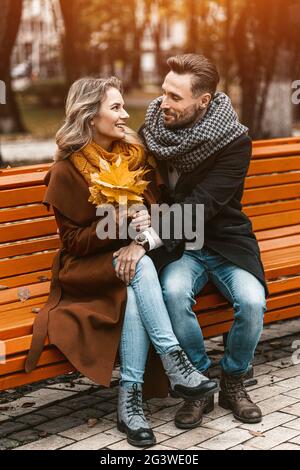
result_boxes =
[25,158,169,399]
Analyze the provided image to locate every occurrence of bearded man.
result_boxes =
[139,53,268,429]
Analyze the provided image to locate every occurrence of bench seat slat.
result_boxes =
[245,172,300,188]
[252,137,300,147]
[0,164,51,176]
[0,362,75,391]
[251,209,300,231]
[248,156,300,175]
[243,183,300,204]
[0,270,51,288]
[0,186,45,209]
[255,224,300,241]
[0,252,56,278]
[0,205,54,223]
[0,297,48,314]
[0,218,57,244]
[259,234,300,252]
[0,308,44,340]
[0,282,50,306]
[0,236,60,259]
[0,172,47,190]
[252,144,300,158]
[245,201,300,218]
[0,348,66,375]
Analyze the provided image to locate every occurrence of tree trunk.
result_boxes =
[130,33,142,89]
[223,0,232,95]
[186,0,198,53]
[233,0,283,138]
[0,0,25,139]
[59,0,85,85]
[261,80,293,138]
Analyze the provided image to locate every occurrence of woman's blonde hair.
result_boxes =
[55,76,123,161]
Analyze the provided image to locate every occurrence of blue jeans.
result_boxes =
[112,256,179,386]
[159,247,267,376]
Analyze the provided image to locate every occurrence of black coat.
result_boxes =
[142,132,269,298]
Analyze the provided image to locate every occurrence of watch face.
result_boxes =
[137,233,147,243]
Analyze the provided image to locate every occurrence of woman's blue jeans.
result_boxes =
[159,247,267,376]
[112,255,179,387]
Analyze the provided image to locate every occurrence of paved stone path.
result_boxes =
[1,139,55,164]
[1,319,300,450]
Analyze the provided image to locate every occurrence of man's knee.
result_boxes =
[160,272,194,308]
[235,294,266,327]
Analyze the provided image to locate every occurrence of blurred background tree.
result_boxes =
[2,0,300,165]
[233,0,300,138]
[0,0,24,134]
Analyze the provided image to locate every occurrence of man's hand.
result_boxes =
[113,241,146,285]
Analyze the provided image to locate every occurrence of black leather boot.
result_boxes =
[117,383,156,447]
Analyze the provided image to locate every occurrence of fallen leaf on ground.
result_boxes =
[87,418,98,427]
[21,402,36,408]
[249,431,265,437]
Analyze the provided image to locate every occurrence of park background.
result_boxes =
[1,0,300,165]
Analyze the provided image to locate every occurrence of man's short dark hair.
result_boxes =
[167,53,220,98]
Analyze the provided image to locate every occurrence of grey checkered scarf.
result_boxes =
[141,92,248,173]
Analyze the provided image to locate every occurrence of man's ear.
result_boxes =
[200,93,212,109]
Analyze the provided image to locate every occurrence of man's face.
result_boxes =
[160,71,211,129]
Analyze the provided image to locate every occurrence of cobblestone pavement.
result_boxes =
[1,319,300,451]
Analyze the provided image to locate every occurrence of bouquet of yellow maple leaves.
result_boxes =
[88,155,151,208]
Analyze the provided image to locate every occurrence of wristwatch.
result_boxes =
[134,232,150,251]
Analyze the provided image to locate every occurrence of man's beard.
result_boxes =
[163,103,204,130]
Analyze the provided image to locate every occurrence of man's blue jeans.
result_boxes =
[159,247,267,376]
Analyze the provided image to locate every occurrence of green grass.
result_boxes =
[19,101,65,139]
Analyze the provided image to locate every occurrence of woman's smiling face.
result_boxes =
[92,87,129,147]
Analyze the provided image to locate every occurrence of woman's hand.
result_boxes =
[113,241,146,285]
[128,207,151,233]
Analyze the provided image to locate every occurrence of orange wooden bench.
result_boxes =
[1,136,300,392]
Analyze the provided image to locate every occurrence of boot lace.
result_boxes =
[126,384,145,419]
[226,377,251,402]
[183,397,208,409]
[170,349,196,378]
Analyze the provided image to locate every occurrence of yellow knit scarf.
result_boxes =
[70,140,154,206]
[70,140,148,185]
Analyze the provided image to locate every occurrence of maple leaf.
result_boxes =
[88,157,150,207]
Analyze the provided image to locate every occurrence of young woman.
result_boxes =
[25,77,218,447]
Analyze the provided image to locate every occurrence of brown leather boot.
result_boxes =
[218,370,262,423]
[174,394,214,429]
